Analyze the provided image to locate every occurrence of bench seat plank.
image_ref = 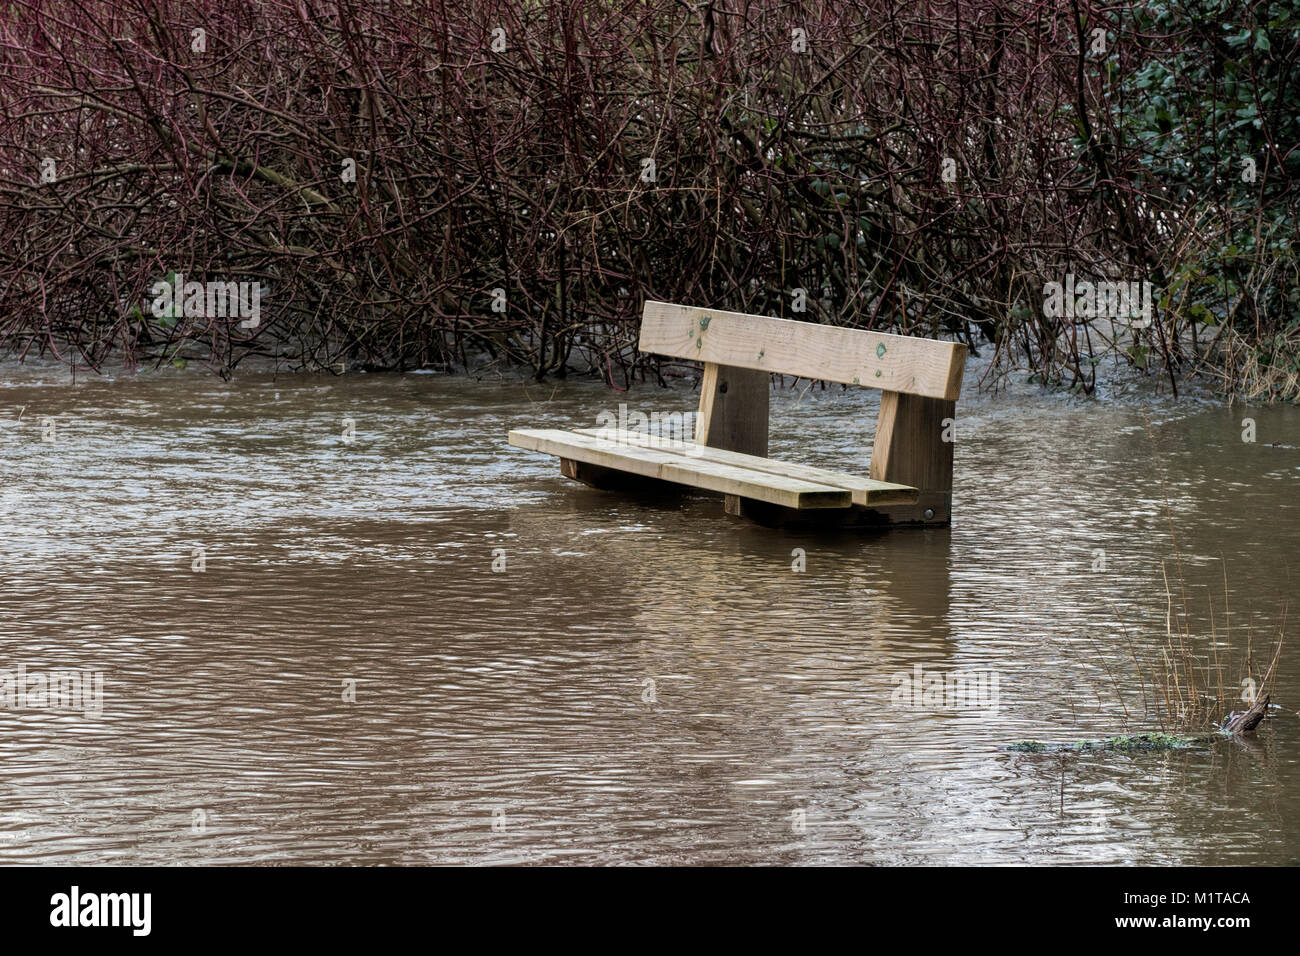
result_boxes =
[508,428,854,509]
[575,428,919,507]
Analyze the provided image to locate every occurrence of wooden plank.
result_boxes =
[869,391,955,523]
[695,363,770,456]
[724,494,898,528]
[576,427,919,506]
[728,490,952,527]
[559,457,674,492]
[509,428,853,509]
[638,300,966,401]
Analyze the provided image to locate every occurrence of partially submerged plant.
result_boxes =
[1009,693,1273,754]
[1008,740,1048,753]
[1013,431,1286,753]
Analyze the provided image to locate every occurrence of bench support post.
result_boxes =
[868,391,955,525]
[695,363,769,456]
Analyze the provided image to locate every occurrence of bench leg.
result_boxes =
[696,363,769,456]
[867,391,954,526]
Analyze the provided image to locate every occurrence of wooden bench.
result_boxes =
[509,301,967,528]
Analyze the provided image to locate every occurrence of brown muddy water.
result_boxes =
[0,359,1297,865]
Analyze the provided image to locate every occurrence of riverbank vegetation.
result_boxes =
[0,0,1295,398]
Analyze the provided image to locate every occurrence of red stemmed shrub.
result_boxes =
[0,1,1294,394]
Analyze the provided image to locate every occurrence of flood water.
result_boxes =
[1,358,1297,865]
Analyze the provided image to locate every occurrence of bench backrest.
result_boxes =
[639,300,965,401]
[637,300,967,523]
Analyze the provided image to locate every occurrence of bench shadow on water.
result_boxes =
[512,477,954,645]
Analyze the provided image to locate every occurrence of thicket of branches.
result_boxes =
[0,0,1295,395]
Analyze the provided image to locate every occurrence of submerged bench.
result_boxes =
[509,301,967,527]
